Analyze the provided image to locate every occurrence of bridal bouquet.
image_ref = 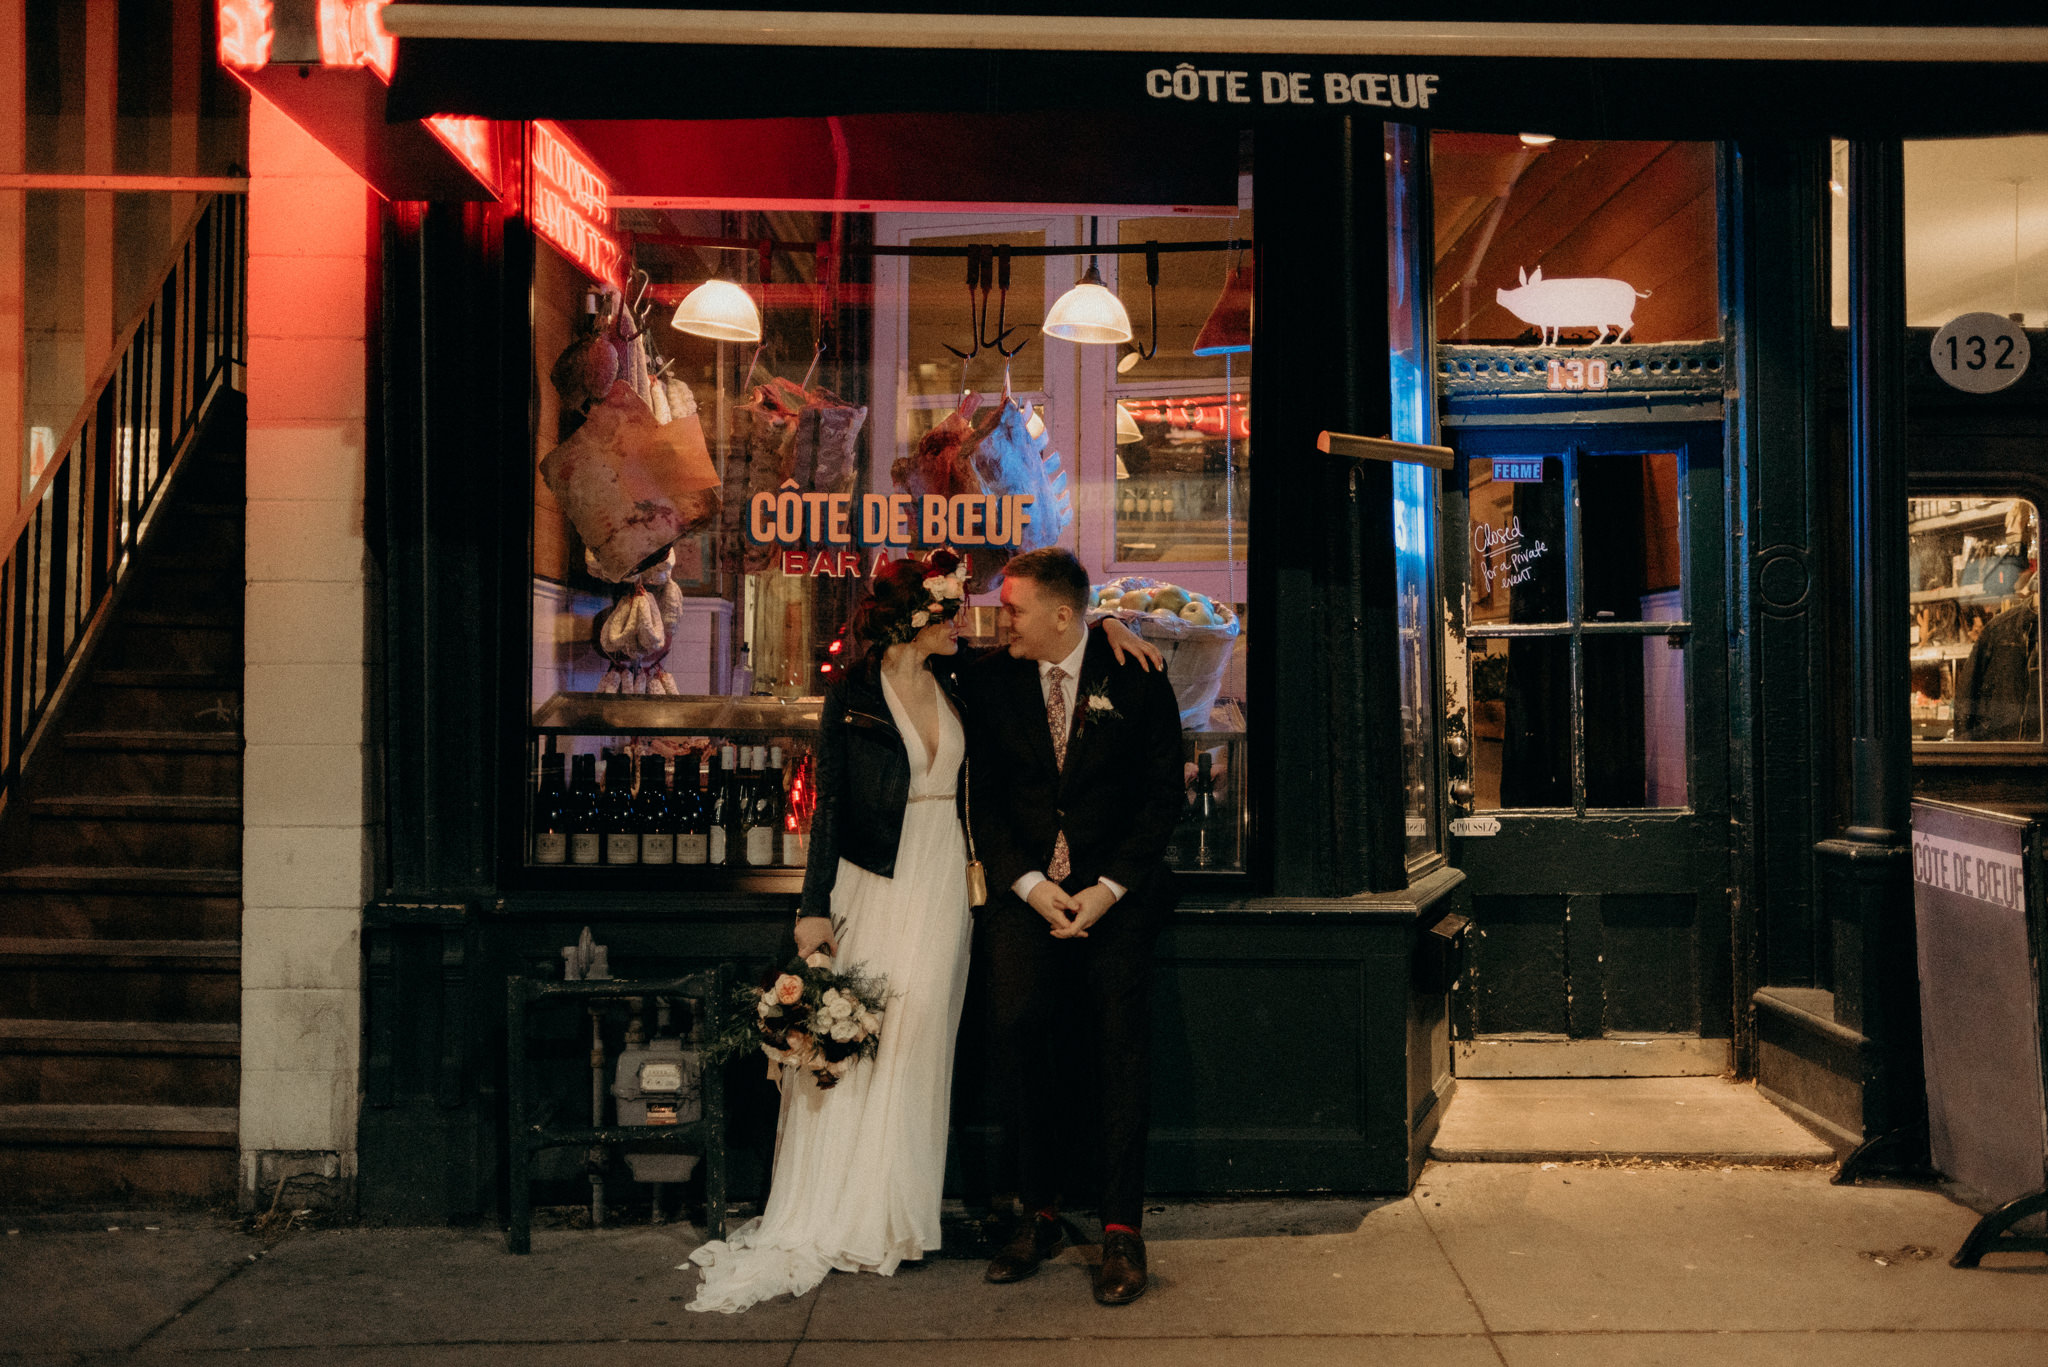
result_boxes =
[706,954,888,1090]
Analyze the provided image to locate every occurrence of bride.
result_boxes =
[687,550,1154,1312]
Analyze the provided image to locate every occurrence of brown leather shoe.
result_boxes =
[985,1213,1063,1283]
[1094,1229,1148,1305]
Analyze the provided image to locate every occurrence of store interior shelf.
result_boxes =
[534,693,823,736]
[1910,585,2022,606]
[1908,504,2018,533]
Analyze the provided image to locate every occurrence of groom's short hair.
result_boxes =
[1005,548,1090,613]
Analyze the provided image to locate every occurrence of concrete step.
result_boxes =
[29,795,239,822]
[0,890,239,941]
[0,1103,236,1148]
[1428,1077,1840,1164]
[60,730,241,754]
[0,936,239,1024]
[0,869,239,896]
[0,1020,239,1107]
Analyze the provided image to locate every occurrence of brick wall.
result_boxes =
[238,96,372,1210]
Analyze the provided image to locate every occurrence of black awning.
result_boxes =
[384,35,2048,140]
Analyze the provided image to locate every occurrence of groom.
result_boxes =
[965,548,1185,1305]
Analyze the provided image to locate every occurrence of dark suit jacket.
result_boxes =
[963,629,1185,919]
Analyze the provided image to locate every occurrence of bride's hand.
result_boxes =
[794,915,838,959]
[1100,616,1165,671]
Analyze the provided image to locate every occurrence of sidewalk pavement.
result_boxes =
[4,1162,2046,1367]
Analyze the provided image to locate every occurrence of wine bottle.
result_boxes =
[601,751,640,865]
[767,745,798,865]
[567,753,602,866]
[711,742,740,865]
[746,745,777,866]
[532,751,568,865]
[637,755,674,866]
[676,751,711,865]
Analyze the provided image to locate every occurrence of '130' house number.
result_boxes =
[1546,358,1609,391]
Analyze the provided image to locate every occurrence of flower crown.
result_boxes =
[877,549,969,645]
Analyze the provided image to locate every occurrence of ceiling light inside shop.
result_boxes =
[1117,349,1143,374]
[1115,401,1144,445]
[1518,133,1557,146]
[671,279,762,343]
[1044,261,1134,345]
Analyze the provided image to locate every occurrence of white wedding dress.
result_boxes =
[687,670,973,1312]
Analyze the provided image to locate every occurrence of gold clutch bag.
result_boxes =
[964,757,988,908]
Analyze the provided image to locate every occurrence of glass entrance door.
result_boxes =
[1444,422,1730,1075]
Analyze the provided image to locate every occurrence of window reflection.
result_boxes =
[1470,635,1571,810]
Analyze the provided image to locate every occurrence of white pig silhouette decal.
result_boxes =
[1495,267,1651,346]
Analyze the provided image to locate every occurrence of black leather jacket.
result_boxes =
[798,654,966,921]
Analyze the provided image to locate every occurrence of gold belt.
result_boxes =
[908,793,957,803]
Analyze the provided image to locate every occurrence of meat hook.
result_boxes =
[1126,244,1162,362]
[989,246,1030,359]
[943,245,991,360]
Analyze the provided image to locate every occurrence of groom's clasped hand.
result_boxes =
[1024,879,1116,938]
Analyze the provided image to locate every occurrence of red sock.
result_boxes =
[1104,1222,1139,1236]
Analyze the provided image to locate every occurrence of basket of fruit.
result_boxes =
[1085,576,1241,730]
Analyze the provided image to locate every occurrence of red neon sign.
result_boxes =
[528,121,622,288]
[318,0,396,81]
[216,0,274,70]
[426,116,512,208]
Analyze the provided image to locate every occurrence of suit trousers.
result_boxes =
[979,886,1158,1230]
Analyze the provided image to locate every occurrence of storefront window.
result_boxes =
[1431,135,1719,346]
[1389,124,1442,866]
[525,187,1255,879]
[1908,496,2042,743]
[1464,450,1690,812]
[1831,137,2048,327]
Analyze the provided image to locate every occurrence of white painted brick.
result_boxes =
[247,250,367,340]
[244,664,366,748]
[245,582,365,664]
[241,911,359,993]
[249,176,370,260]
[247,499,368,584]
[239,1067,356,1152]
[244,825,370,909]
[246,336,366,424]
[244,744,367,827]
[242,988,360,1073]
[244,423,366,503]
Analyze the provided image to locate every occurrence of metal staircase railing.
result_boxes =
[0,192,247,815]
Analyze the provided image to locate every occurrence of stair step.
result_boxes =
[62,731,241,754]
[90,669,239,690]
[30,795,240,822]
[120,610,238,630]
[139,552,240,571]
[173,501,244,519]
[0,1104,235,1149]
[0,1019,238,1056]
[0,937,239,970]
[0,867,239,895]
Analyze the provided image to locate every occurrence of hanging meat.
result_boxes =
[539,379,721,582]
[891,392,1073,592]
[720,376,867,574]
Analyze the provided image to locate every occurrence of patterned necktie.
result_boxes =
[1045,665,1071,880]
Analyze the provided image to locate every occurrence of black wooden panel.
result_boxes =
[1602,893,1700,1034]
[1151,957,1364,1133]
[1469,894,1568,1036]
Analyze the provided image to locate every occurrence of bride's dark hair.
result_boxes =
[842,550,963,668]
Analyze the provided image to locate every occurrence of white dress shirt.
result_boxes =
[1013,631,1126,905]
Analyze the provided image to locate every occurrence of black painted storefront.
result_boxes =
[342,9,2048,1221]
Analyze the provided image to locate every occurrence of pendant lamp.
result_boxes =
[1192,263,1253,356]
[1043,261,1133,345]
[1115,401,1144,445]
[671,278,761,343]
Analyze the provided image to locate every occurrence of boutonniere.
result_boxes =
[1079,680,1122,729]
